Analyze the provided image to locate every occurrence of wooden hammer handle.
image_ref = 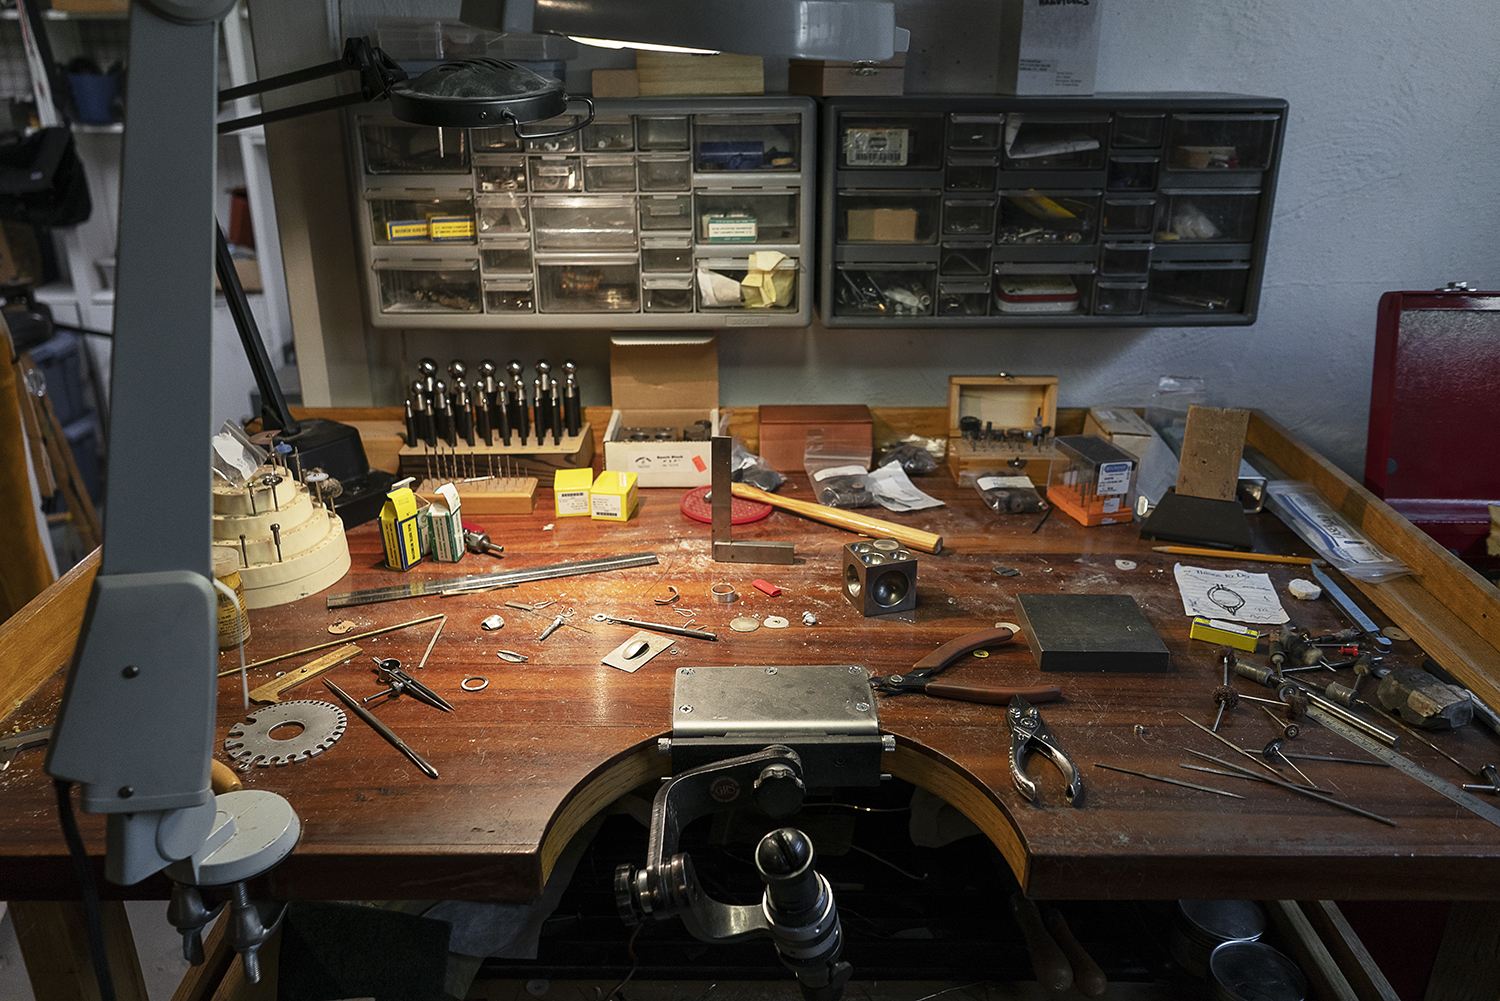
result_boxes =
[730,482,944,554]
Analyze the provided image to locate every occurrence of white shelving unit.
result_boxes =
[16,2,293,428]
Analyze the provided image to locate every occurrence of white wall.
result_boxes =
[718,0,1500,475]
[267,0,1500,477]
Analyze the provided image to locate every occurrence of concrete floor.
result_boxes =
[0,899,192,1001]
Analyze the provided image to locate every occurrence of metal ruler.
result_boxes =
[326,552,660,608]
[1309,564,1393,650]
[1305,704,1500,830]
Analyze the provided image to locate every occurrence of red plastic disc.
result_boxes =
[680,485,772,525]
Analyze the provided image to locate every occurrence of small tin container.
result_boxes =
[1209,940,1308,1001]
[1169,899,1266,980]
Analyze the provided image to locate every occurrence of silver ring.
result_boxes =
[592,613,608,622]
[711,583,738,603]
[461,676,489,691]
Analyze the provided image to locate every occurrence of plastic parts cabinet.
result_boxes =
[350,97,816,328]
[820,94,1286,327]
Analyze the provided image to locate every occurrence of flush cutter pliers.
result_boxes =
[870,627,1062,706]
[1007,695,1082,806]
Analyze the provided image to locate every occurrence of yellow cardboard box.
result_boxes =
[554,467,594,518]
[380,481,423,570]
[590,470,639,522]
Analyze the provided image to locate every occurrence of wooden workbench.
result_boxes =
[3,410,1499,918]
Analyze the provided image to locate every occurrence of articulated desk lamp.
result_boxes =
[42,0,906,995]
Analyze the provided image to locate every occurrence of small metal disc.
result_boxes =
[730,616,761,632]
[327,620,355,634]
[1382,625,1411,642]
[764,615,790,629]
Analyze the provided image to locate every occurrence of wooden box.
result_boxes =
[946,375,1060,485]
[636,53,764,96]
[788,54,905,97]
[758,404,873,473]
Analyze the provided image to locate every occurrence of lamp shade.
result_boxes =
[389,57,568,128]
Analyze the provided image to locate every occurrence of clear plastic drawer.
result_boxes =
[483,277,535,313]
[997,190,1100,245]
[1167,113,1279,171]
[832,263,935,317]
[637,115,690,151]
[837,190,940,244]
[697,254,799,311]
[583,154,637,192]
[1111,113,1165,149]
[581,115,634,152]
[695,113,800,172]
[641,234,693,272]
[643,273,694,312]
[1147,261,1250,314]
[940,242,990,277]
[942,198,997,238]
[536,255,640,312]
[479,236,531,274]
[638,154,692,191]
[531,196,637,252]
[1099,241,1153,276]
[696,188,799,244]
[524,114,583,153]
[359,118,469,174]
[372,256,481,314]
[948,113,1003,151]
[946,156,999,192]
[529,156,582,193]
[837,111,943,170]
[640,193,692,231]
[1101,197,1157,235]
[938,280,990,316]
[993,262,1095,315]
[476,195,529,236]
[1157,190,1260,243]
[368,192,474,244]
[1001,114,1108,170]
[1094,279,1147,315]
[475,155,526,193]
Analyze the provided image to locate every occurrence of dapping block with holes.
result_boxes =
[842,538,917,616]
[1015,593,1170,672]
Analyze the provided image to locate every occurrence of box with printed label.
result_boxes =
[605,334,718,488]
[1189,616,1259,653]
[380,481,423,570]
[590,470,640,522]
[1083,407,1155,461]
[554,467,594,518]
[1046,434,1137,527]
[425,482,464,562]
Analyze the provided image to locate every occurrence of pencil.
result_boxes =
[1151,545,1316,566]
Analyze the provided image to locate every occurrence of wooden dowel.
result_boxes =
[1151,545,1316,566]
[731,482,944,554]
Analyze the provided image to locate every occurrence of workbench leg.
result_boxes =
[1422,901,1500,1001]
[10,899,149,1001]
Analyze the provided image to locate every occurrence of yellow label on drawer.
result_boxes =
[428,216,476,241]
[386,220,428,242]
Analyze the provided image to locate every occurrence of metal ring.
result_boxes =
[711,583,738,603]
[592,613,608,622]
[461,676,489,691]
[653,585,680,606]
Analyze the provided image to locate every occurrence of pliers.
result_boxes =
[870,627,1062,706]
[1007,695,1082,806]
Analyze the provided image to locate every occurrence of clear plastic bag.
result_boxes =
[1264,480,1410,583]
[969,471,1046,514]
[731,435,783,491]
[877,434,944,476]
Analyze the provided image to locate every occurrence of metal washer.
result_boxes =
[730,616,761,632]
[764,616,790,629]
[225,700,346,769]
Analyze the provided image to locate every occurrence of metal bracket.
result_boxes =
[712,435,795,565]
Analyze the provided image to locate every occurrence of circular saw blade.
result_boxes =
[225,700,347,769]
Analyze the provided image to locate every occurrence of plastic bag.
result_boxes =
[731,435,783,492]
[1264,480,1410,583]
[968,471,1046,514]
[877,434,944,476]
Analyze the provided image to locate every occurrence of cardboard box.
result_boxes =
[846,207,917,243]
[636,52,764,96]
[604,334,718,488]
[758,404,873,473]
[379,481,423,571]
[1083,407,1155,461]
[590,470,639,522]
[0,222,43,288]
[946,375,1060,485]
[425,483,464,562]
[554,467,594,518]
[997,0,1102,96]
[788,54,905,97]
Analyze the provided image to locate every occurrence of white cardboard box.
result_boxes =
[604,334,720,488]
[998,0,1102,96]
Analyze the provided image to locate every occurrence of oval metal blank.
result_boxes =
[623,640,650,659]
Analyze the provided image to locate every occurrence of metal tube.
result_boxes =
[606,617,718,642]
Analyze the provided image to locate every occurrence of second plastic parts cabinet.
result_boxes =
[351,97,816,328]
[820,93,1286,327]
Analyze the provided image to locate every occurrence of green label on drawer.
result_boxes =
[705,215,757,242]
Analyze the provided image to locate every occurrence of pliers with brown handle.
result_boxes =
[870,627,1062,705]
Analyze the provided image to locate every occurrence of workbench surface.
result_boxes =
[4,412,1500,905]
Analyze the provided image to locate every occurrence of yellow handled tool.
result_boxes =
[730,482,943,554]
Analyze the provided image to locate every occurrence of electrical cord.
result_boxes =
[53,779,118,1001]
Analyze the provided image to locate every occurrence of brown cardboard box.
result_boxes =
[846,207,917,243]
[1082,407,1155,461]
[0,222,43,289]
[787,54,905,97]
[758,404,873,472]
[636,53,764,96]
[605,334,719,487]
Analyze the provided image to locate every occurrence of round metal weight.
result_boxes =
[730,616,761,632]
[1169,899,1266,980]
[1208,940,1308,1001]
